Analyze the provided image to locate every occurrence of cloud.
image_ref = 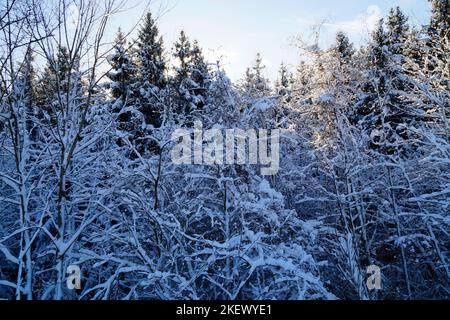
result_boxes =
[323,5,382,36]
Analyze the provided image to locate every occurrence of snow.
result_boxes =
[252,97,275,112]
[0,0,448,301]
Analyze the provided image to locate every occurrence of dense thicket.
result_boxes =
[0,0,448,300]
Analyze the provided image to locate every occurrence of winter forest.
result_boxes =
[0,0,448,300]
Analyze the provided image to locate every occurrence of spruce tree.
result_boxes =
[275,62,290,97]
[191,40,209,91]
[253,53,270,94]
[386,6,409,54]
[356,12,414,155]
[36,46,83,126]
[243,53,270,99]
[190,40,210,108]
[425,0,449,81]
[334,32,354,65]
[136,12,166,89]
[107,29,142,151]
[37,46,70,105]
[135,12,167,140]
[429,0,450,40]
[172,31,210,118]
[243,67,255,93]
[107,29,137,102]
[173,30,191,85]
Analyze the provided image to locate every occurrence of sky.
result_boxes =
[106,0,432,82]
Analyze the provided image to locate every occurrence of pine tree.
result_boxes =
[403,28,425,66]
[172,30,192,117]
[350,21,385,122]
[354,13,415,155]
[334,32,354,65]
[135,12,167,137]
[243,67,255,93]
[425,0,449,81]
[136,12,166,89]
[242,53,270,99]
[107,29,142,152]
[107,29,137,101]
[191,40,209,95]
[36,46,84,126]
[253,53,270,94]
[172,31,210,118]
[173,30,191,85]
[386,6,410,54]
[429,0,450,40]
[292,61,313,102]
[275,62,290,97]
[37,46,70,105]
[384,8,416,144]
[189,40,210,111]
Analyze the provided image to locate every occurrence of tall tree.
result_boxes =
[36,46,84,127]
[136,12,166,89]
[107,29,137,101]
[107,29,142,151]
[334,32,354,65]
[172,31,210,118]
[242,53,270,99]
[386,6,410,54]
[429,0,450,40]
[425,0,449,82]
[135,12,167,150]
[173,30,191,86]
[275,62,290,97]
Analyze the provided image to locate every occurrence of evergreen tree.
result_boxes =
[107,29,137,101]
[275,62,290,97]
[403,28,425,66]
[107,29,142,151]
[37,46,70,105]
[370,20,389,71]
[386,6,410,54]
[136,12,166,89]
[173,30,191,86]
[292,61,313,103]
[243,67,255,93]
[429,0,450,40]
[172,31,210,118]
[334,32,354,65]
[135,12,167,145]
[253,53,270,94]
[172,30,193,117]
[424,0,449,82]
[355,12,415,155]
[242,53,270,99]
[190,40,210,97]
[36,46,84,126]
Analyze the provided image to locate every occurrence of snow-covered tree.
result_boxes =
[107,29,138,102]
[242,53,271,100]
[0,0,448,301]
[275,62,291,99]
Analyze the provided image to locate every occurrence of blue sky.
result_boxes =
[107,0,432,81]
